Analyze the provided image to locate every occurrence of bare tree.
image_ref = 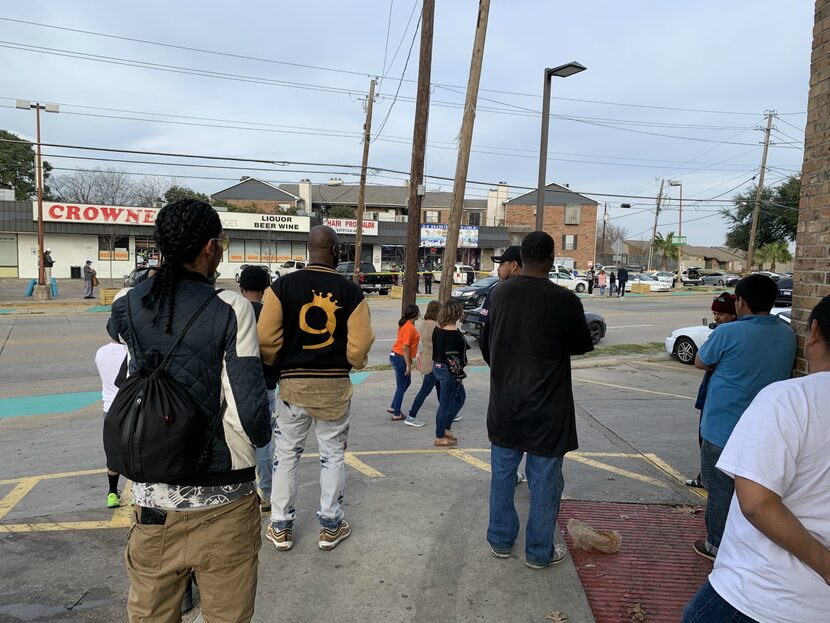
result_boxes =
[595,222,629,263]
[133,175,175,207]
[51,168,141,205]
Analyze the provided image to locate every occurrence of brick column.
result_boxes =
[793,0,830,372]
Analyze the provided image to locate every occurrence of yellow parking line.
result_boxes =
[643,453,707,501]
[0,519,122,533]
[447,449,492,473]
[0,477,38,520]
[567,455,668,489]
[344,453,385,478]
[573,377,695,400]
[0,468,104,485]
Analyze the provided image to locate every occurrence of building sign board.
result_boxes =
[323,218,378,236]
[420,224,479,248]
[35,203,310,233]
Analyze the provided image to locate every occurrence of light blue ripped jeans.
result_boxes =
[255,390,277,500]
[270,399,351,531]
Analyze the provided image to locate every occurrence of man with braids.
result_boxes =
[107,199,271,623]
[259,225,374,552]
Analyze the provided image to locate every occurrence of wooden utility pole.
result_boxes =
[646,178,665,271]
[438,0,491,302]
[747,111,774,269]
[353,78,376,284]
[598,202,608,266]
[403,0,435,310]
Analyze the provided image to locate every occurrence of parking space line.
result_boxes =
[0,478,38,520]
[447,449,491,473]
[567,455,668,489]
[638,361,696,373]
[344,453,385,478]
[573,377,695,400]
[643,453,706,501]
[0,468,103,486]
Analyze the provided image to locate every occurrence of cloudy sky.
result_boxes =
[0,1,813,245]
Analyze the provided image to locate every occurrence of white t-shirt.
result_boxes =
[95,342,127,412]
[709,372,830,622]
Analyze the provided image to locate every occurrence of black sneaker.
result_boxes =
[693,540,716,561]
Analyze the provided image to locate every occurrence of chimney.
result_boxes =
[487,182,509,227]
[299,179,313,217]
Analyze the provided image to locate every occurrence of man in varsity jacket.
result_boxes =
[258,225,375,552]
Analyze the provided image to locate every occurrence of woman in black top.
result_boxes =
[432,301,467,447]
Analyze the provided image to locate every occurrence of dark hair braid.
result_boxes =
[142,199,222,333]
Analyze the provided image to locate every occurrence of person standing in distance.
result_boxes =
[83,260,97,299]
[43,248,54,283]
[405,300,441,428]
[486,231,594,569]
[107,199,272,622]
[259,226,375,552]
[692,274,796,561]
[682,295,830,623]
[617,266,628,298]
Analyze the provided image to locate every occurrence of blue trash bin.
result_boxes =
[25,279,37,297]
[50,277,58,298]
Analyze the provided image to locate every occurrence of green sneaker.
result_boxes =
[106,492,121,508]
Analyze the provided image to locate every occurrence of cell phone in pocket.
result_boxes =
[139,507,167,525]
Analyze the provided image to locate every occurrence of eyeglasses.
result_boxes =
[212,235,230,251]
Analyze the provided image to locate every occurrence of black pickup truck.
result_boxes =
[335,262,398,295]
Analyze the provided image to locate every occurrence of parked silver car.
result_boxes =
[701,271,740,287]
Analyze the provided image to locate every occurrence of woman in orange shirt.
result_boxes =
[388,304,420,421]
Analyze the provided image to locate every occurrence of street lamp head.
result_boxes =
[668,180,682,187]
[548,62,587,78]
[620,203,632,208]
[44,103,60,113]
[15,99,31,110]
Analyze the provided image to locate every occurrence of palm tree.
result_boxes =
[653,232,680,270]
[756,241,792,272]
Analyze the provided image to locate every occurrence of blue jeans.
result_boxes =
[701,439,732,550]
[408,372,439,418]
[682,581,759,623]
[487,443,565,566]
[389,353,411,416]
[432,364,465,438]
[256,390,277,499]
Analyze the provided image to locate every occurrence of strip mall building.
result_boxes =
[0,200,510,280]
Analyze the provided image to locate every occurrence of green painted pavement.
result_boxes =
[0,391,102,419]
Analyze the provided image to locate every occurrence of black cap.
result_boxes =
[492,245,522,266]
[239,265,271,291]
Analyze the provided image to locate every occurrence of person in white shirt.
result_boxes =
[95,340,127,508]
[682,294,830,623]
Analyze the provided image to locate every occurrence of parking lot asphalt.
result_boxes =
[0,309,707,623]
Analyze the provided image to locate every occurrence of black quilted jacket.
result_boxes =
[107,271,271,486]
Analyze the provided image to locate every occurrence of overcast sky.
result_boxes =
[0,1,813,245]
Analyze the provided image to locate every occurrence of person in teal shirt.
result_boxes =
[693,274,796,562]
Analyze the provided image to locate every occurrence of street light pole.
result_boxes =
[16,100,59,298]
[535,62,586,231]
[669,180,683,288]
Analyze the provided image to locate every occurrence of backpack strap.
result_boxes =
[124,291,146,371]
[158,289,224,372]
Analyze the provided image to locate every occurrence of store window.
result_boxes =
[564,205,581,225]
[468,212,481,226]
[425,211,440,224]
[227,239,245,263]
[98,235,129,261]
[563,234,578,251]
[0,234,18,277]
[292,241,307,260]
[244,240,261,263]
[381,245,405,271]
[276,241,292,262]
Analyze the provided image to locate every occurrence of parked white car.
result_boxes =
[626,274,672,292]
[548,271,588,293]
[433,263,475,285]
[665,307,792,364]
[274,260,307,277]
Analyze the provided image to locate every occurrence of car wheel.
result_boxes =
[717,279,724,286]
[575,283,586,293]
[674,337,697,365]
[475,294,487,307]
[588,321,603,345]
[380,289,389,296]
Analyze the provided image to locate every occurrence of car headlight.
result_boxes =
[451,290,462,297]
[461,291,475,297]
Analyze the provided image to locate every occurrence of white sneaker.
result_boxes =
[405,416,426,427]
[453,414,463,422]
[526,544,568,569]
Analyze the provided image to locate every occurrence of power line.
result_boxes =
[381,0,395,79]
[775,115,806,135]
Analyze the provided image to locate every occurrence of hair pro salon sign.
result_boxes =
[34,203,310,233]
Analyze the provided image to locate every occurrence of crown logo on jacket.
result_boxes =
[299,291,342,350]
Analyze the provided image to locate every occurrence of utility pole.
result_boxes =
[598,202,608,266]
[353,78,376,285]
[646,178,665,271]
[747,110,774,270]
[438,0,491,302]
[402,0,435,310]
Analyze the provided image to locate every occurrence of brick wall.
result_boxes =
[793,0,830,373]
[505,203,598,269]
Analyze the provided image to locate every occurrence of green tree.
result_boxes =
[652,231,680,269]
[163,184,211,204]
[0,129,53,200]
[721,175,800,251]
[755,241,792,271]
[327,205,356,218]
